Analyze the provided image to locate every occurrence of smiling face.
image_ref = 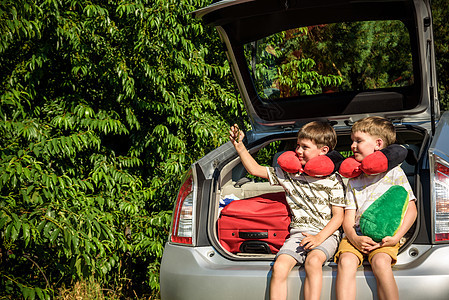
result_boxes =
[350,131,384,162]
[295,138,329,165]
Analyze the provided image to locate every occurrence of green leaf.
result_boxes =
[50,228,60,243]
[37,220,46,232]
[22,222,31,246]
[35,288,44,300]
[43,222,53,238]
[22,287,35,299]
[0,215,10,230]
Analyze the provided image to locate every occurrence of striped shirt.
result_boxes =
[267,166,346,238]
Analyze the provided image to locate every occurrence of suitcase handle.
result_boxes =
[240,241,272,254]
[239,231,269,239]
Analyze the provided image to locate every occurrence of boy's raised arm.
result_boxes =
[229,124,268,179]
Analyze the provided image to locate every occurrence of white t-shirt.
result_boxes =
[345,166,416,231]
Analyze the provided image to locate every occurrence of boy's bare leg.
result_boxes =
[303,249,327,300]
[336,252,359,300]
[270,254,298,300]
[370,253,398,300]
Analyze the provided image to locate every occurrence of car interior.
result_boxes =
[214,126,427,258]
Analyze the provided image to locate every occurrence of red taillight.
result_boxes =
[171,169,194,244]
[430,154,449,242]
[436,233,449,241]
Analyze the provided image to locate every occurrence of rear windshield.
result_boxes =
[244,20,413,100]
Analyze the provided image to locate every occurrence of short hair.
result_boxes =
[351,116,396,146]
[297,121,337,150]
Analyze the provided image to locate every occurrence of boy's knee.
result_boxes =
[370,253,392,270]
[272,255,297,279]
[337,252,360,270]
[305,251,326,269]
[272,261,291,278]
[272,267,289,282]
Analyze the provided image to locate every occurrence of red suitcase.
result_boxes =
[218,192,291,254]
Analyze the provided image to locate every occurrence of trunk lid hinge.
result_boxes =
[391,118,404,126]
[282,125,295,134]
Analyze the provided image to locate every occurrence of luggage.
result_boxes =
[218,192,291,254]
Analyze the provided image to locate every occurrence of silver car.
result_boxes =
[160,0,449,299]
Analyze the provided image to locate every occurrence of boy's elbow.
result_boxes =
[338,212,345,225]
[251,166,268,179]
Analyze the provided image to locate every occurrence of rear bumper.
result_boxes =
[160,243,449,300]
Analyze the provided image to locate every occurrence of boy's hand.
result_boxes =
[365,236,400,252]
[300,232,324,250]
[350,235,378,254]
[229,124,244,148]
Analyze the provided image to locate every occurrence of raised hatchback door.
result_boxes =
[193,0,438,132]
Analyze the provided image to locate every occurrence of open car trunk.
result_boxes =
[210,126,428,261]
[193,0,436,261]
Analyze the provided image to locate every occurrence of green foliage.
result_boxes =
[246,20,414,100]
[294,21,413,92]
[0,0,239,298]
[273,28,343,96]
[56,278,120,299]
[325,21,413,90]
[246,28,343,98]
[0,0,447,299]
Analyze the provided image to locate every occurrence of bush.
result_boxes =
[0,0,239,298]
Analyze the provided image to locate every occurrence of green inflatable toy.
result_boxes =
[359,185,409,242]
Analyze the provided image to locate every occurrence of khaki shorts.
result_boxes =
[277,229,339,265]
[334,237,400,267]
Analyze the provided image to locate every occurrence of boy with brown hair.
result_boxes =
[335,116,417,300]
[229,121,345,300]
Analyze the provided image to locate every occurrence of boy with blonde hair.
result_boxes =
[335,116,417,300]
[229,121,345,300]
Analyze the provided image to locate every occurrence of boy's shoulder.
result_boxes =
[347,165,406,186]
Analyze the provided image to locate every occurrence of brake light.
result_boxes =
[430,153,449,242]
[171,169,194,244]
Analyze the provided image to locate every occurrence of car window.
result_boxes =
[244,20,413,100]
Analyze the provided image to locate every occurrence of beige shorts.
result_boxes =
[334,237,400,267]
[276,229,339,264]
